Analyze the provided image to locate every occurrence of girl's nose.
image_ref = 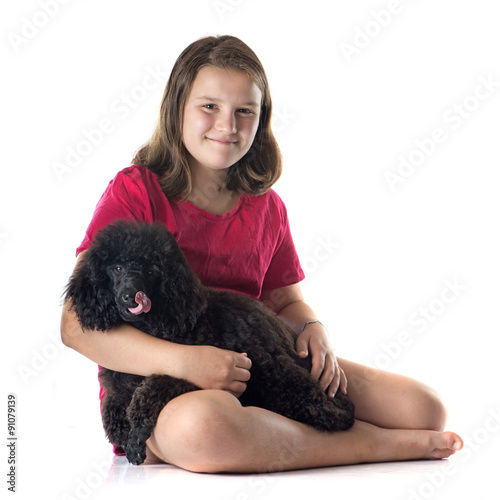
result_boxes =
[215,111,237,134]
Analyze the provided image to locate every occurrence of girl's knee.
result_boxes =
[415,385,448,431]
[385,380,448,431]
[341,358,448,431]
[149,390,246,472]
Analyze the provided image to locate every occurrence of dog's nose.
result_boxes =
[121,293,134,305]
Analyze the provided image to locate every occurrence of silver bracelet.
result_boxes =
[301,320,325,332]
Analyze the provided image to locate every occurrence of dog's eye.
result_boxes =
[114,266,123,273]
[147,269,154,276]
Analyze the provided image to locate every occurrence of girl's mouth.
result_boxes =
[207,137,237,145]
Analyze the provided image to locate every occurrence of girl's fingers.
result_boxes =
[236,352,252,370]
[327,362,341,398]
[235,366,251,382]
[228,381,247,398]
[310,350,326,381]
[296,335,309,358]
[339,367,348,395]
[318,355,334,391]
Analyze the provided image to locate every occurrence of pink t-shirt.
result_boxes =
[77,165,305,297]
[77,165,305,455]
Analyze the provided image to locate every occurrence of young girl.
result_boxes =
[61,35,463,472]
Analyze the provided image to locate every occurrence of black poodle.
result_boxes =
[65,220,355,465]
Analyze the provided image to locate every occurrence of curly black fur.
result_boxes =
[65,220,355,465]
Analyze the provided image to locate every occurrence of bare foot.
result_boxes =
[349,420,464,463]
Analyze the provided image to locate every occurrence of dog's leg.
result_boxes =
[249,355,355,432]
[125,375,200,465]
[101,392,132,450]
[99,372,143,450]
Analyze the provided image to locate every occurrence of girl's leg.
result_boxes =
[144,389,462,473]
[337,358,448,431]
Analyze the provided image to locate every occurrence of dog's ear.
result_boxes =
[64,250,120,331]
[153,225,208,336]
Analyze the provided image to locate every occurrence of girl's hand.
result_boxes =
[182,345,252,398]
[296,323,347,398]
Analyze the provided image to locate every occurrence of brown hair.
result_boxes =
[132,35,282,198]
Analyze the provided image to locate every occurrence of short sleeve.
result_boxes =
[76,166,155,255]
[261,196,305,291]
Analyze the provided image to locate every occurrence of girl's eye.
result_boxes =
[202,105,254,115]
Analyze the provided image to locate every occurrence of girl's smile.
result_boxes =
[206,137,238,145]
[182,66,262,174]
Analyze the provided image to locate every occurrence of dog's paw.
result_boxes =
[125,444,147,465]
[316,392,355,431]
[333,392,356,427]
[125,425,151,465]
[298,392,355,432]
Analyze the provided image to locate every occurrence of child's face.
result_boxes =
[182,65,262,174]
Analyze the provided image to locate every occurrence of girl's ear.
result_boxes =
[64,252,120,331]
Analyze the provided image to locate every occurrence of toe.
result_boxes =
[431,431,463,458]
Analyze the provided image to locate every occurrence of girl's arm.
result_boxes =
[260,283,347,398]
[61,254,251,397]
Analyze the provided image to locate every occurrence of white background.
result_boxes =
[2,1,499,499]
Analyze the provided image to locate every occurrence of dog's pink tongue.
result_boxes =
[128,291,151,315]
